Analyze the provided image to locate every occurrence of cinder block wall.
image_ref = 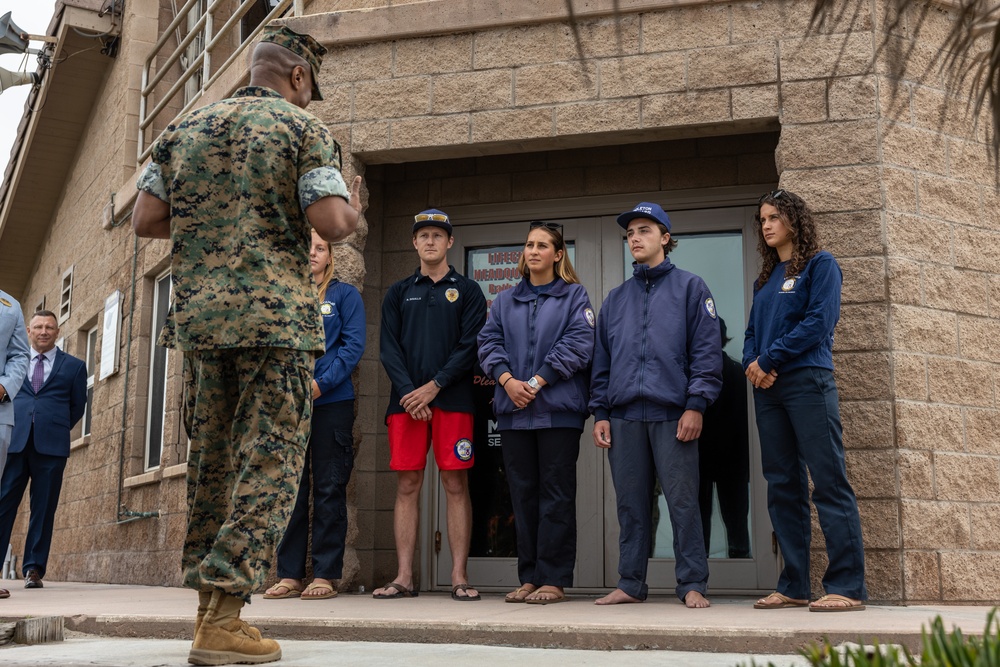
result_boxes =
[10,0,998,603]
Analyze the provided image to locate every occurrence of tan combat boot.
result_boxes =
[195,591,261,641]
[188,590,280,665]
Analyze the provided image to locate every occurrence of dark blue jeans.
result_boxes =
[500,428,580,588]
[753,367,867,601]
[608,419,708,601]
[275,400,355,580]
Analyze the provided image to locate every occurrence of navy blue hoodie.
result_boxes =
[478,277,595,431]
[742,250,841,374]
[590,258,722,423]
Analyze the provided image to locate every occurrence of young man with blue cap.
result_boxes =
[376,209,487,602]
[590,202,722,608]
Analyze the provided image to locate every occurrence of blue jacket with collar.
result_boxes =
[380,266,487,417]
[742,250,841,375]
[590,258,723,423]
[314,280,366,406]
[478,278,595,431]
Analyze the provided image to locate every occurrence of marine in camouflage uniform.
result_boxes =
[134,22,361,666]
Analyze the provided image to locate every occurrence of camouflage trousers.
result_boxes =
[181,347,313,602]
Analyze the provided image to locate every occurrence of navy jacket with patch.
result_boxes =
[380,266,487,418]
[742,250,841,375]
[478,277,594,431]
[590,258,722,423]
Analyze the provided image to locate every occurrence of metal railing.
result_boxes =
[138,0,301,162]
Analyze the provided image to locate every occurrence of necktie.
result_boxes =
[32,354,45,392]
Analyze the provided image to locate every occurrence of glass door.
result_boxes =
[600,206,777,593]
[433,219,604,590]
[427,205,778,594]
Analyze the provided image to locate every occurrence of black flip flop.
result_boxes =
[452,584,481,601]
[373,582,418,599]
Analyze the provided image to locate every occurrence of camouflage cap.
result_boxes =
[260,23,326,101]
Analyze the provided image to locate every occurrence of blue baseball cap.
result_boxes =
[616,202,671,232]
[412,208,453,235]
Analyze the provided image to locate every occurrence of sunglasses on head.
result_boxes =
[529,220,564,234]
[415,213,449,223]
[758,189,786,204]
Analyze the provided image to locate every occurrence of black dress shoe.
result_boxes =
[24,570,43,589]
[0,588,9,598]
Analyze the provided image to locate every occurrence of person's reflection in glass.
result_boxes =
[698,317,751,559]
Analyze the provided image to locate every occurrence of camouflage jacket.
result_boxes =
[137,86,348,352]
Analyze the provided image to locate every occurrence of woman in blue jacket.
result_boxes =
[744,190,866,612]
[478,221,595,605]
[265,229,366,601]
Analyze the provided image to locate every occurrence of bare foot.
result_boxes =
[684,590,710,608]
[595,588,642,605]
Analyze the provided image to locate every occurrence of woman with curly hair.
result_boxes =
[743,190,867,613]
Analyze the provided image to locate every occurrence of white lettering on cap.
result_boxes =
[636,206,653,214]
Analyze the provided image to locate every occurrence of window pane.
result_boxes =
[146,274,171,469]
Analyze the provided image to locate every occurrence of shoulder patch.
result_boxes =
[704,297,717,319]
[584,307,596,329]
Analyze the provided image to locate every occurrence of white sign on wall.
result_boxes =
[99,290,121,381]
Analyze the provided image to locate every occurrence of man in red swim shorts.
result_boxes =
[375,209,487,601]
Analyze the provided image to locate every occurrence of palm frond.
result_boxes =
[812,0,1000,154]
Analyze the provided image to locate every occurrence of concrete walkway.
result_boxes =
[0,581,996,655]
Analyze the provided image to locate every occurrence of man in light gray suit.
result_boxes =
[0,290,30,600]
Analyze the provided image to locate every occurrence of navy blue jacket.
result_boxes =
[478,278,595,431]
[590,258,722,423]
[380,266,487,417]
[314,280,365,406]
[742,251,841,375]
[12,348,87,457]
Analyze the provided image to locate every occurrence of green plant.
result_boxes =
[737,608,1000,667]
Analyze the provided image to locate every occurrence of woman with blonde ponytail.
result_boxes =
[265,230,366,601]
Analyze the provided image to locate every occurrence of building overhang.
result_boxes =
[0,0,119,300]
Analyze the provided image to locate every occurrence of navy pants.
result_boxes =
[608,419,708,601]
[753,367,867,601]
[0,429,66,578]
[275,400,355,580]
[500,428,580,588]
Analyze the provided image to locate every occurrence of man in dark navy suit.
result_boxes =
[0,290,30,600]
[0,310,86,591]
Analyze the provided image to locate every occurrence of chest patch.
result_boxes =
[445,288,459,303]
[320,301,335,317]
[781,278,797,292]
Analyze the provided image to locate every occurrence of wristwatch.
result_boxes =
[526,377,540,391]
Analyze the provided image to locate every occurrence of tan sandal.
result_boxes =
[809,593,865,612]
[505,584,535,603]
[754,591,808,609]
[525,586,566,605]
[301,581,337,600]
[263,582,302,599]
